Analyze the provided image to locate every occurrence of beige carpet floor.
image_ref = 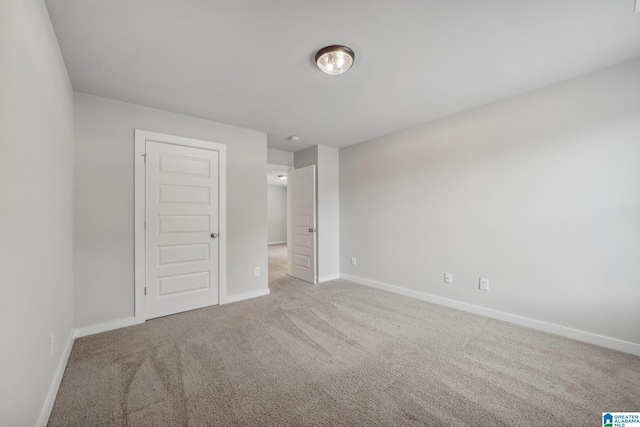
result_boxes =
[49,244,640,426]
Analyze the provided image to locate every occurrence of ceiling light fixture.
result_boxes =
[289,135,300,141]
[315,45,355,75]
[278,175,287,180]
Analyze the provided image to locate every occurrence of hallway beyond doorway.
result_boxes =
[268,244,288,281]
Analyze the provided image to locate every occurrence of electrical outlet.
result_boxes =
[351,257,357,266]
[254,267,261,276]
[49,334,54,358]
[444,272,453,284]
[479,278,489,291]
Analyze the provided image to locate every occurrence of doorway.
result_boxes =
[266,162,318,285]
[267,243,288,281]
[267,163,293,281]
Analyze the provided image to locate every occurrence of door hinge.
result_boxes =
[144,220,146,230]
[142,154,146,163]
[144,287,147,296]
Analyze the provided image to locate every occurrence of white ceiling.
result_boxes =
[46,0,640,152]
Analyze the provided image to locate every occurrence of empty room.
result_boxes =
[1,0,639,426]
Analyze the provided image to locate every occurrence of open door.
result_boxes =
[287,165,316,284]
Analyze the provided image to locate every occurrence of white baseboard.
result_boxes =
[222,288,270,304]
[340,273,640,357]
[74,316,143,339]
[38,317,144,425]
[37,329,74,427]
[73,288,273,337]
[318,274,340,283]
[268,241,287,245]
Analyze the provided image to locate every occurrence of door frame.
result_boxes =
[134,129,227,322]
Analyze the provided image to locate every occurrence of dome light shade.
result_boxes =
[315,45,355,75]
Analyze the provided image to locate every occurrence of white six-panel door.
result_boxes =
[287,165,316,284]
[145,141,220,319]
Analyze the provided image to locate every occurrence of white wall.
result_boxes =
[294,146,340,281]
[267,186,287,244]
[0,0,74,425]
[267,148,294,167]
[340,59,640,348]
[317,146,340,281]
[294,145,318,170]
[74,92,268,329]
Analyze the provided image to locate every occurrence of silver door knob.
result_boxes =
[308,228,317,232]
[211,233,218,238]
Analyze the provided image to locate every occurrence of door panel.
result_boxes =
[158,185,210,204]
[146,141,219,319]
[158,271,210,296]
[158,244,210,266]
[158,215,210,234]
[287,165,316,284]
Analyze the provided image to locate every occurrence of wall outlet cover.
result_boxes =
[444,272,453,284]
[254,267,261,276]
[479,278,489,291]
